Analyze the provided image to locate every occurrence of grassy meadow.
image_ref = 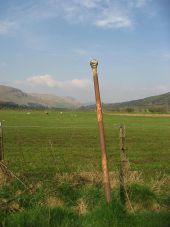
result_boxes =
[0,110,170,226]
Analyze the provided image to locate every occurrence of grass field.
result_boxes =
[0,110,170,226]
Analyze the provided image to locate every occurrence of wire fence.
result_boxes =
[1,124,169,176]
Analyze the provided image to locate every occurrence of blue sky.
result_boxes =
[0,0,169,103]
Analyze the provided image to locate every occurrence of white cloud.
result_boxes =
[0,20,15,34]
[95,15,132,28]
[60,1,133,28]
[68,0,101,9]
[26,75,61,87]
[16,74,91,89]
[82,0,100,9]
[3,0,151,30]
[70,79,90,88]
[57,0,149,29]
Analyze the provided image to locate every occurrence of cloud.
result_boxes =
[2,0,151,30]
[95,15,132,28]
[80,0,101,9]
[59,1,133,28]
[14,74,93,102]
[70,79,90,88]
[26,75,61,87]
[0,20,15,34]
[56,0,151,28]
[16,74,91,89]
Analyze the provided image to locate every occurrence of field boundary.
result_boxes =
[105,113,170,117]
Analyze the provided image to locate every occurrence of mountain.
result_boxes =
[1,84,169,111]
[83,92,170,112]
[0,85,81,109]
[29,93,81,108]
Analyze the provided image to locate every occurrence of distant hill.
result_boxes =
[0,85,81,109]
[1,84,169,111]
[83,92,170,112]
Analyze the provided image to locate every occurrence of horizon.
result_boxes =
[0,0,170,102]
[0,83,169,105]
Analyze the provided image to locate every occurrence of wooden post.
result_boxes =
[90,59,111,204]
[0,122,4,161]
[119,125,129,205]
[119,125,129,172]
[119,162,126,206]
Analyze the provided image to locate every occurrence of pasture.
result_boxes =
[0,110,169,226]
[1,110,170,174]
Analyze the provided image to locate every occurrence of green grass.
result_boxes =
[0,179,169,227]
[0,110,170,174]
[0,110,170,226]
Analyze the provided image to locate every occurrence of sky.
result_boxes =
[0,0,170,103]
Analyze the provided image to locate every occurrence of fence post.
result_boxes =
[119,125,129,205]
[0,122,4,161]
[119,125,129,172]
[90,59,111,204]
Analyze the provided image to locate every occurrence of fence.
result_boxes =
[0,113,169,177]
[0,111,169,213]
[0,112,169,173]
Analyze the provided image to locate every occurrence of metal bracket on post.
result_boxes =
[90,59,111,204]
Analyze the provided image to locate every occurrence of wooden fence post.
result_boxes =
[119,125,129,205]
[119,125,129,172]
[90,59,111,204]
[0,122,4,161]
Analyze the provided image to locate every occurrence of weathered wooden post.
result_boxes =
[119,125,129,205]
[0,122,4,161]
[119,125,129,172]
[90,59,111,203]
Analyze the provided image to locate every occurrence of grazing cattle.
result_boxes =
[45,111,49,115]
[26,112,31,115]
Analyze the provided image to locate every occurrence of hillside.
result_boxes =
[29,93,81,108]
[83,92,170,112]
[106,92,170,111]
[0,85,81,109]
[1,84,169,111]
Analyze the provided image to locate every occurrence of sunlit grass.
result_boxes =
[0,110,170,226]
